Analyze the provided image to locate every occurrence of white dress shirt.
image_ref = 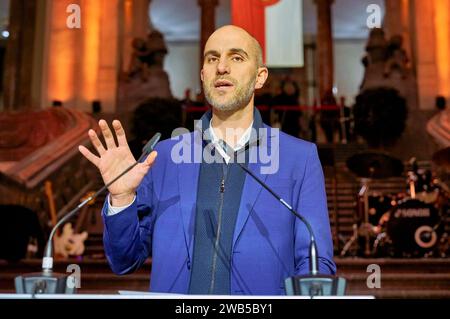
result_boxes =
[107,120,253,215]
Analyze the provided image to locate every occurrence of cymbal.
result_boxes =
[346,152,404,179]
[432,147,450,169]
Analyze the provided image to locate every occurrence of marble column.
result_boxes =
[198,0,218,74]
[314,0,334,103]
[134,0,152,36]
[97,0,121,113]
[433,0,450,101]
[46,0,82,109]
[2,0,38,111]
[411,0,440,109]
[44,0,121,112]
[121,0,152,74]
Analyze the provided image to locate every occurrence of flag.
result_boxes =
[231,0,304,68]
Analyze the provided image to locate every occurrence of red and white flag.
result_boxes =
[231,0,304,68]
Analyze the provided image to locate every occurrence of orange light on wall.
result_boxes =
[434,0,450,97]
[49,32,75,102]
[47,0,78,104]
[124,0,132,31]
[400,0,411,60]
[123,0,133,73]
[82,0,101,102]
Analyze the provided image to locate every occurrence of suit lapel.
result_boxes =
[232,161,268,248]
[232,127,277,248]
[177,131,201,261]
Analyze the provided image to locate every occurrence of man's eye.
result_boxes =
[207,57,218,63]
[232,56,243,62]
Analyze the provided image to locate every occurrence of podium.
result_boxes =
[0,293,375,299]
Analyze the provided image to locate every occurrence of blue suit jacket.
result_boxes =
[102,125,336,295]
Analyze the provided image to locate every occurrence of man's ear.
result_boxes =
[200,69,204,82]
[255,67,268,90]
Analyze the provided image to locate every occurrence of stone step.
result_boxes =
[327,195,356,201]
[84,245,105,256]
[335,258,450,273]
[0,258,151,274]
[346,289,450,299]
[85,237,103,246]
[342,273,450,290]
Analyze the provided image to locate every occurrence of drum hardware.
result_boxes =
[340,187,404,257]
[341,152,404,257]
[339,178,385,257]
[407,171,417,199]
[346,152,404,180]
[372,232,390,256]
[360,178,371,257]
[341,151,449,258]
[340,224,358,257]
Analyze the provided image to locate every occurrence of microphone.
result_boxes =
[237,163,346,297]
[15,132,161,294]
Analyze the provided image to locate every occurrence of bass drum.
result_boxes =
[386,199,441,257]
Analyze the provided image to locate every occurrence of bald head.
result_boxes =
[205,25,264,69]
[201,25,269,112]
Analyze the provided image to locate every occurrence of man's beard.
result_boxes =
[203,75,256,112]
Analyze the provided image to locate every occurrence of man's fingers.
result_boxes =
[112,120,128,147]
[99,119,117,149]
[144,151,158,167]
[78,145,100,167]
[88,129,106,156]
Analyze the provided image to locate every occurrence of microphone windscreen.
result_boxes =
[142,132,161,155]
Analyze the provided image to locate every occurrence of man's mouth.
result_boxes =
[214,79,235,90]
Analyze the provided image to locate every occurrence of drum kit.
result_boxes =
[341,148,450,258]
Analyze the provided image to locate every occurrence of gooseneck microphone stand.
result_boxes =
[238,163,346,297]
[15,133,161,295]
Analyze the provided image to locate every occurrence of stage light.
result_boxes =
[332,86,338,95]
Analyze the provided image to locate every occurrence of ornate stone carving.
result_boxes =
[360,28,416,109]
[118,28,172,118]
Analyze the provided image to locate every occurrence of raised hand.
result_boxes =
[78,120,157,206]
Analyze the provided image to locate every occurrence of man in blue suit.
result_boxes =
[79,25,336,295]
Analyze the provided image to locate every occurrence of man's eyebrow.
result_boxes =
[229,48,249,58]
[203,48,250,59]
[204,50,220,58]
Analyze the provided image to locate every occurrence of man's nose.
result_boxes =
[216,57,230,75]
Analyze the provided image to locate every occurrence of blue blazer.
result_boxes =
[102,125,336,295]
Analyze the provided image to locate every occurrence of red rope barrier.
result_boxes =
[183,104,342,113]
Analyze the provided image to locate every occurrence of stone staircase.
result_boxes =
[325,171,409,255]
[336,258,450,298]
